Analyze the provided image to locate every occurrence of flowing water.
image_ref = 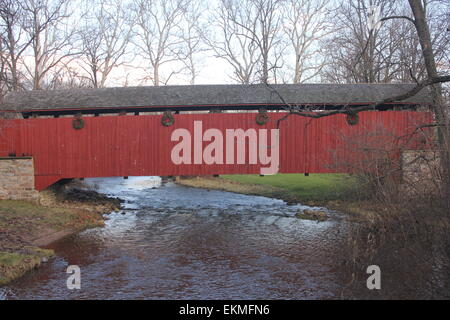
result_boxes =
[1,177,350,300]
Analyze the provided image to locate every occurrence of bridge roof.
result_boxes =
[1,84,431,114]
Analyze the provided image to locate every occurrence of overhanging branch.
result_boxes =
[265,75,450,127]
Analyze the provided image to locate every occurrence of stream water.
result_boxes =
[1,177,350,300]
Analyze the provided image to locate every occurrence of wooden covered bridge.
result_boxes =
[0,84,433,191]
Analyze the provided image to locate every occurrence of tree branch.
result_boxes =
[266,75,450,127]
[380,16,416,25]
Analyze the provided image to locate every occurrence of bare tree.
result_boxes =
[78,0,132,88]
[22,0,78,90]
[0,0,31,92]
[322,0,407,84]
[322,0,448,85]
[250,0,284,83]
[130,0,188,86]
[392,12,427,82]
[173,0,206,85]
[202,0,260,84]
[0,31,7,97]
[204,0,284,84]
[45,62,92,89]
[0,15,8,96]
[281,0,332,83]
[383,1,448,83]
[405,0,449,203]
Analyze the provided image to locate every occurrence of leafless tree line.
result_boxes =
[322,0,449,84]
[0,0,448,95]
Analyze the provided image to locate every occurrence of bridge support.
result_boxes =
[0,157,39,202]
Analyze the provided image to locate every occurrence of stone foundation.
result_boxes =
[0,157,39,201]
[402,150,441,194]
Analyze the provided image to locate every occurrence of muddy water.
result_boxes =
[2,177,350,300]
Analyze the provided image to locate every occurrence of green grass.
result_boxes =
[0,248,52,267]
[0,248,53,286]
[0,189,117,285]
[221,173,358,201]
[177,174,375,218]
[0,252,27,266]
[0,199,104,285]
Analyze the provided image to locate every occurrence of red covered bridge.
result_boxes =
[0,84,433,191]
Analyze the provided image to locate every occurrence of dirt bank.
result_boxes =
[0,182,122,286]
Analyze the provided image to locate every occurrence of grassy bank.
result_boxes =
[222,174,357,202]
[0,185,121,286]
[0,248,54,286]
[177,174,376,218]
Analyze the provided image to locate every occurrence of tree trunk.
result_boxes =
[154,65,159,86]
[294,54,301,84]
[408,0,450,207]
[33,12,41,91]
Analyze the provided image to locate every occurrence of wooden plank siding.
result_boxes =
[0,111,433,190]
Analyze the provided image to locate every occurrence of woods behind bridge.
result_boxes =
[0,0,448,90]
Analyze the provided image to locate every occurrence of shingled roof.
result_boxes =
[1,83,431,113]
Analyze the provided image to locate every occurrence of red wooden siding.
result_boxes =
[0,111,433,190]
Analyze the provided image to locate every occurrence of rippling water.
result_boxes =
[2,177,349,300]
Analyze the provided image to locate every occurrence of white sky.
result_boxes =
[106,56,234,87]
